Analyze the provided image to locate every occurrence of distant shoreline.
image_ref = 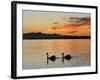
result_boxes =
[23,32,91,39]
[23,37,91,40]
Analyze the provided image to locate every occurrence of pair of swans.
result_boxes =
[46,53,72,61]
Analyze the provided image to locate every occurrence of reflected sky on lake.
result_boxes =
[22,39,90,69]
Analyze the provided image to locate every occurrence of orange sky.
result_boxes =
[23,10,91,36]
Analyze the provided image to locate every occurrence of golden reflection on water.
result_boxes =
[22,39,90,69]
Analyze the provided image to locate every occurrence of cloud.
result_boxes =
[53,22,58,24]
[45,17,91,36]
[51,26,62,30]
[51,17,90,30]
[68,17,90,26]
[67,31,77,34]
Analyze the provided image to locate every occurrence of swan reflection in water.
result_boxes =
[46,53,73,64]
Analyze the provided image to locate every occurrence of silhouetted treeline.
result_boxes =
[23,32,91,39]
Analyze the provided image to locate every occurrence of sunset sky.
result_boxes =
[23,10,91,36]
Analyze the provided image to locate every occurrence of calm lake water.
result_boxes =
[22,39,91,69]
